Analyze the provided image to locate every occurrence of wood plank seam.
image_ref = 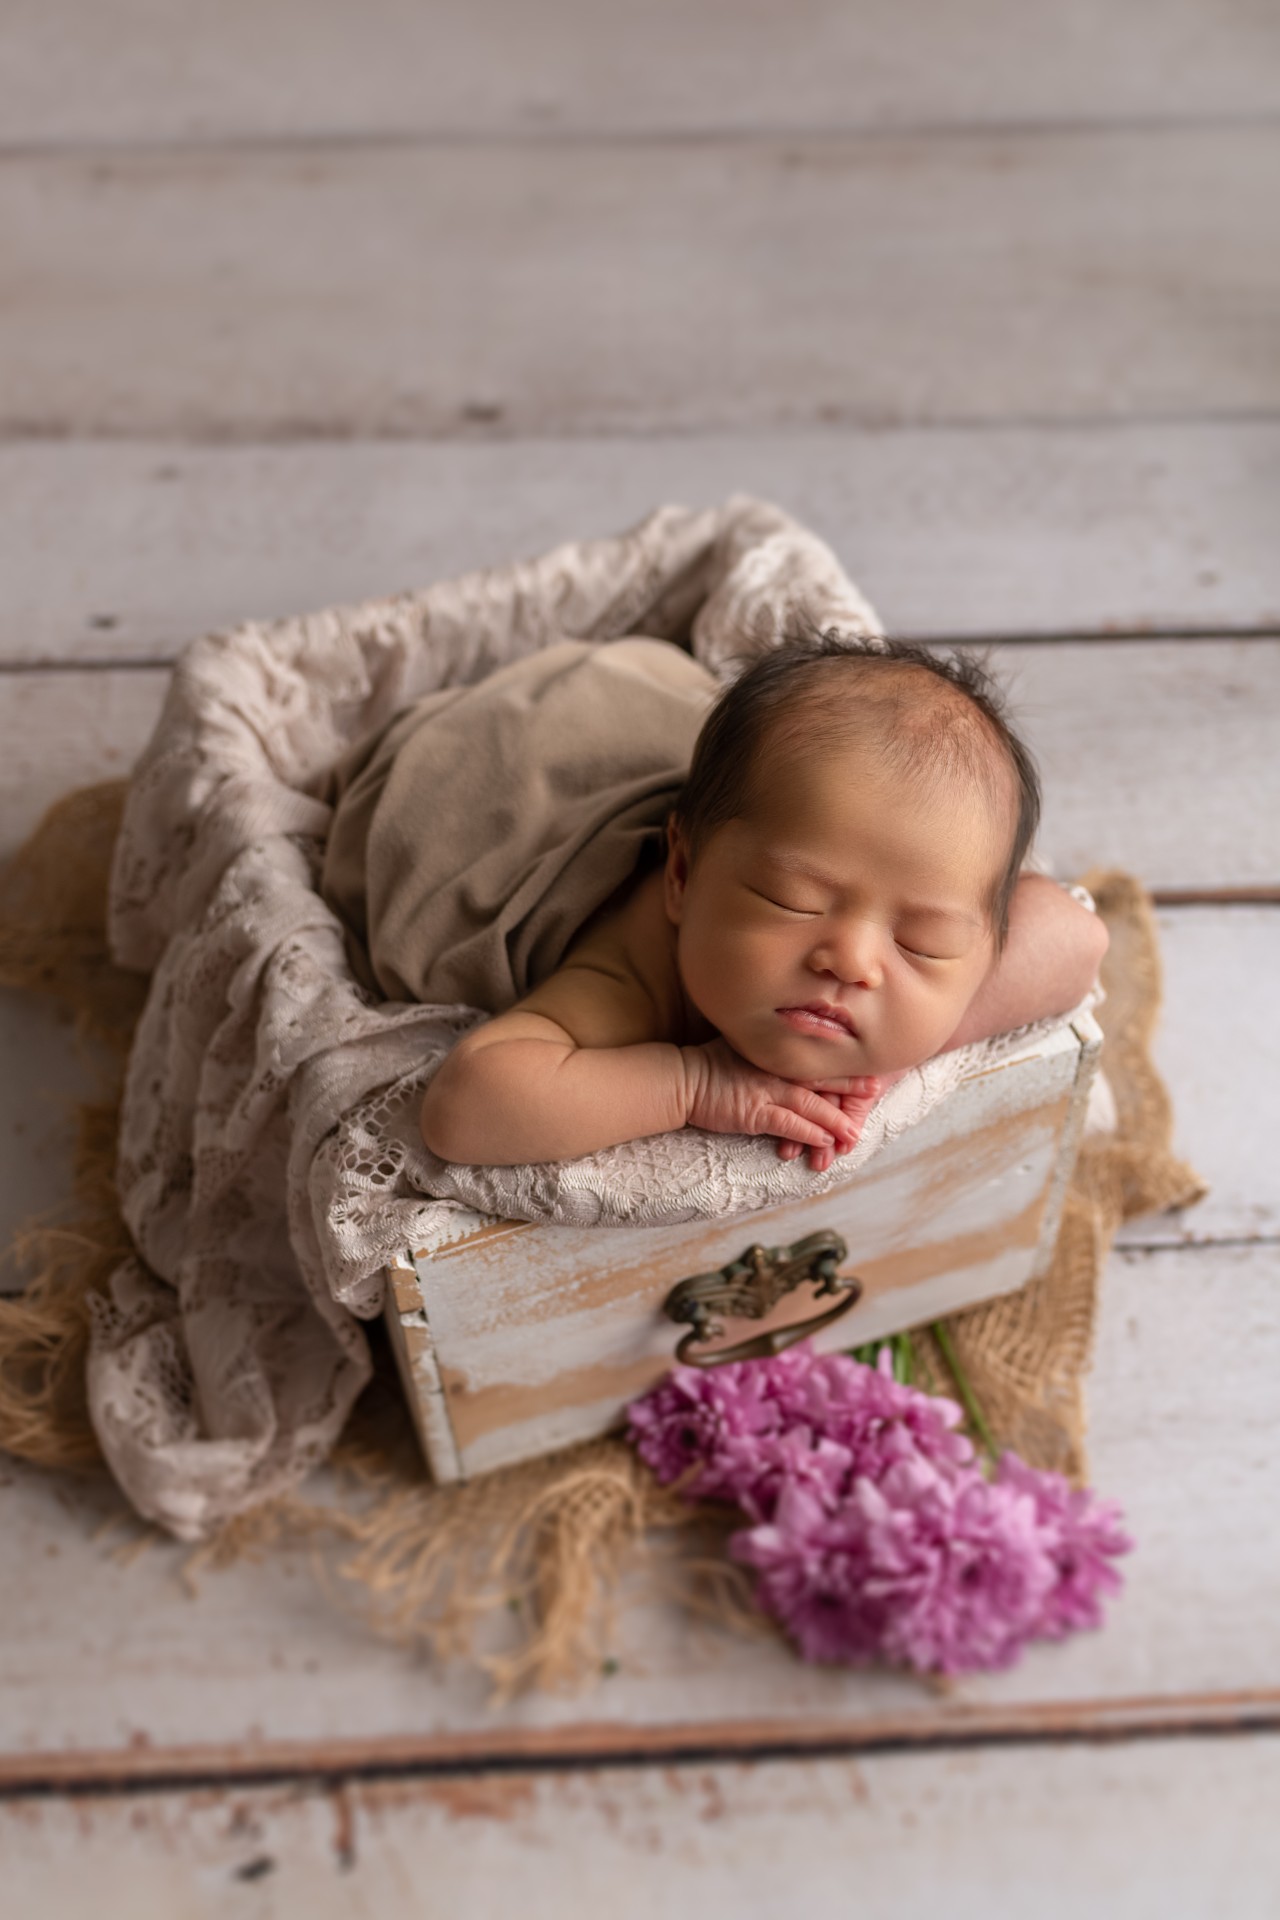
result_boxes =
[5,109,1280,162]
[1150,888,1280,906]
[3,1694,1279,1801]
[8,629,1280,673]
[7,409,1280,445]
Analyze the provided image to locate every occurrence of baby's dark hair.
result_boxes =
[671,631,1041,953]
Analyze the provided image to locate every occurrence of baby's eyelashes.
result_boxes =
[750,887,818,916]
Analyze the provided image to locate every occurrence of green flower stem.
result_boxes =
[851,1331,915,1385]
[930,1321,1000,1463]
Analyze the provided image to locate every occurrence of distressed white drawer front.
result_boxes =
[386,1015,1101,1483]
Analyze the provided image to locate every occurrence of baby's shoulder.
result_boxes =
[518,867,685,1049]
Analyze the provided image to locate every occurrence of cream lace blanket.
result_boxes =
[98,497,1083,1541]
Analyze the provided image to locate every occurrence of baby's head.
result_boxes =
[664,633,1041,1080]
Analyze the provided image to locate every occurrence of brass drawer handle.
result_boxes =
[662,1229,862,1368]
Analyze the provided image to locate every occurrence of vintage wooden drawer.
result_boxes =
[385,1011,1102,1484]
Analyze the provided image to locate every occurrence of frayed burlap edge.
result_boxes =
[909,867,1207,1478]
[0,785,144,1471]
[0,790,1205,1690]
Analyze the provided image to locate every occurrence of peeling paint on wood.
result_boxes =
[396,1025,1094,1479]
[2,1734,1280,1920]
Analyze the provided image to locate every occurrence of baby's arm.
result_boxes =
[419,964,864,1168]
[420,1006,686,1165]
[941,872,1108,1053]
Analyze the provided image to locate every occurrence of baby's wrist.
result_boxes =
[676,1043,707,1128]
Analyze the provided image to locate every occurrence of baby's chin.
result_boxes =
[731,1023,893,1084]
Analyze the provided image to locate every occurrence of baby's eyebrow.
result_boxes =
[762,851,847,888]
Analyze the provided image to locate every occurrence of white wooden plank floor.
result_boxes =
[2,0,1277,1907]
[5,427,1279,665]
[6,128,1277,438]
[3,1238,1277,1774]
[7,0,1279,145]
[4,1738,1279,1920]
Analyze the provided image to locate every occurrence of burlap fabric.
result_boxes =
[0,789,1204,1691]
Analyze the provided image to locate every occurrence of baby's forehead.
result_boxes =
[743,735,1010,919]
[760,682,1016,827]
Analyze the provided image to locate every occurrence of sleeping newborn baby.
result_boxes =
[321,630,1106,1173]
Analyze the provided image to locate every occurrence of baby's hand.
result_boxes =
[682,1037,873,1172]
[774,1068,909,1172]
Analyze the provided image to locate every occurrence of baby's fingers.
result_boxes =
[763,1101,849,1157]
[776,1135,855,1170]
[766,1089,859,1159]
[805,1075,881,1099]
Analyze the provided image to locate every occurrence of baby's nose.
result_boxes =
[809,921,884,989]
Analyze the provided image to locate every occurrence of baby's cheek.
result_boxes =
[936,974,985,1044]
[700,927,774,1002]
[680,929,766,1035]
[896,976,969,1060]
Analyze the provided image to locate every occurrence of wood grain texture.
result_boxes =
[0,670,167,857]
[0,1239,1275,1770]
[3,1738,1279,1918]
[5,425,1278,666]
[1116,904,1279,1248]
[5,0,1279,145]
[4,128,1277,438]
[1003,639,1280,891]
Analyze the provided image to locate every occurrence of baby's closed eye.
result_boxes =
[894,926,983,962]
[750,886,819,916]
[895,940,952,961]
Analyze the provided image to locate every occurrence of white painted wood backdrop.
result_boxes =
[1,0,1276,1907]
